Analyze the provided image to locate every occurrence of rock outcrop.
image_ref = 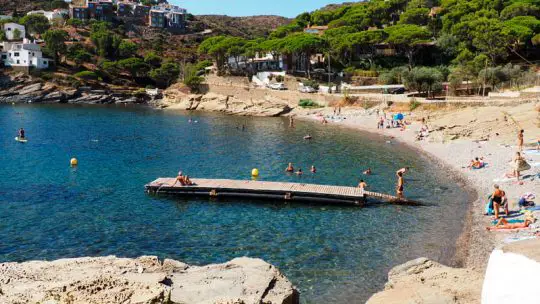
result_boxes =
[366,258,483,304]
[0,256,299,304]
[161,86,292,117]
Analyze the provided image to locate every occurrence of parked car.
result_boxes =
[388,87,406,94]
[268,83,287,90]
[299,86,317,93]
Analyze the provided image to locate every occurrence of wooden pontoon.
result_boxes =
[145,178,417,207]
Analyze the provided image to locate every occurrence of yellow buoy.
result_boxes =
[70,158,78,166]
[251,168,259,177]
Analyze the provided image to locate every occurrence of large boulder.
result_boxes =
[0,256,299,304]
[367,258,483,304]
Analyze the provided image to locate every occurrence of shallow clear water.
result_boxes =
[0,104,471,303]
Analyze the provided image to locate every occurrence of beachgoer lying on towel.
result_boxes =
[487,218,533,231]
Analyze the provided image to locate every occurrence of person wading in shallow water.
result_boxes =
[396,167,409,198]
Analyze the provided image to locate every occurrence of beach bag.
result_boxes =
[515,159,531,172]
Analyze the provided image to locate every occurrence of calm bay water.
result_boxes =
[0,104,471,303]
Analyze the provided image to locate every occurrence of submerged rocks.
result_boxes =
[0,256,299,304]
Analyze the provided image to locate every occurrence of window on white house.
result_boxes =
[14,52,19,57]
[7,28,11,31]
[16,60,19,64]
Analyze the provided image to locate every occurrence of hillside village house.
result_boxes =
[27,9,69,23]
[1,25,53,70]
[117,1,151,24]
[69,0,114,21]
[149,4,187,30]
[3,23,26,41]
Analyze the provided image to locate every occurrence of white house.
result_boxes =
[0,39,53,69]
[3,23,26,41]
[27,10,68,23]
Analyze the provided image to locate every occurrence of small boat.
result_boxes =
[15,137,28,143]
[303,135,312,140]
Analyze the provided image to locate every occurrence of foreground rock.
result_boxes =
[0,256,299,304]
[161,86,292,117]
[367,258,483,304]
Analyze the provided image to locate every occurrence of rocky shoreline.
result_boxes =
[0,256,299,304]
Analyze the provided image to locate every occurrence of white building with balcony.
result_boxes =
[0,39,53,69]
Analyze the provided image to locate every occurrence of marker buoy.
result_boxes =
[251,168,259,177]
[70,158,78,166]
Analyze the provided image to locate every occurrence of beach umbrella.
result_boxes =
[394,113,404,120]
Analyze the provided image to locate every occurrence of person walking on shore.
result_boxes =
[517,129,524,151]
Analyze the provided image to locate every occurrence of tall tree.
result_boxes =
[43,29,68,63]
[20,14,50,36]
[385,24,432,68]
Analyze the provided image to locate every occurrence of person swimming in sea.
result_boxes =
[296,168,303,175]
[285,163,294,172]
[310,165,316,173]
[363,168,372,175]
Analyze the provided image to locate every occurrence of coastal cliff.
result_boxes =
[0,256,299,304]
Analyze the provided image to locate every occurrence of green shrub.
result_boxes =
[409,99,421,111]
[74,71,98,80]
[302,79,319,89]
[298,99,320,108]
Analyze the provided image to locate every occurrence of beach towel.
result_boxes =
[492,219,524,224]
[524,150,540,156]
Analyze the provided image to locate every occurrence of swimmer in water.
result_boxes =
[296,168,303,175]
[285,163,294,172]
[310,165,316,173]
[363,168,372,175]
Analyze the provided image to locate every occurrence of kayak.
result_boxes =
[15,137,28,143]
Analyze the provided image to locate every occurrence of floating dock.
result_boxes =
[145,178,415,206]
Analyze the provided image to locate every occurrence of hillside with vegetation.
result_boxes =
[195,15,292,39]
[199,0,540,97]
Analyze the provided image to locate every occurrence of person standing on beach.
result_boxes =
[492,184,505,219]
[517,129,524,151]
[289,116,295,128]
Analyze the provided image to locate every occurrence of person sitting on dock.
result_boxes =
[296,169,303,175]
[171,171,186,186]
[310,165,316,173]
[358,180,367,189]
[285,163,294,172]
[363,168,372,175]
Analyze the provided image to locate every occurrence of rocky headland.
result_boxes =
[0,256,299,304]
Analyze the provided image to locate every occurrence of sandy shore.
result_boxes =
[294,101,540,302]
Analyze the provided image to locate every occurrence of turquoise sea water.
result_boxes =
[0,104,472,303]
